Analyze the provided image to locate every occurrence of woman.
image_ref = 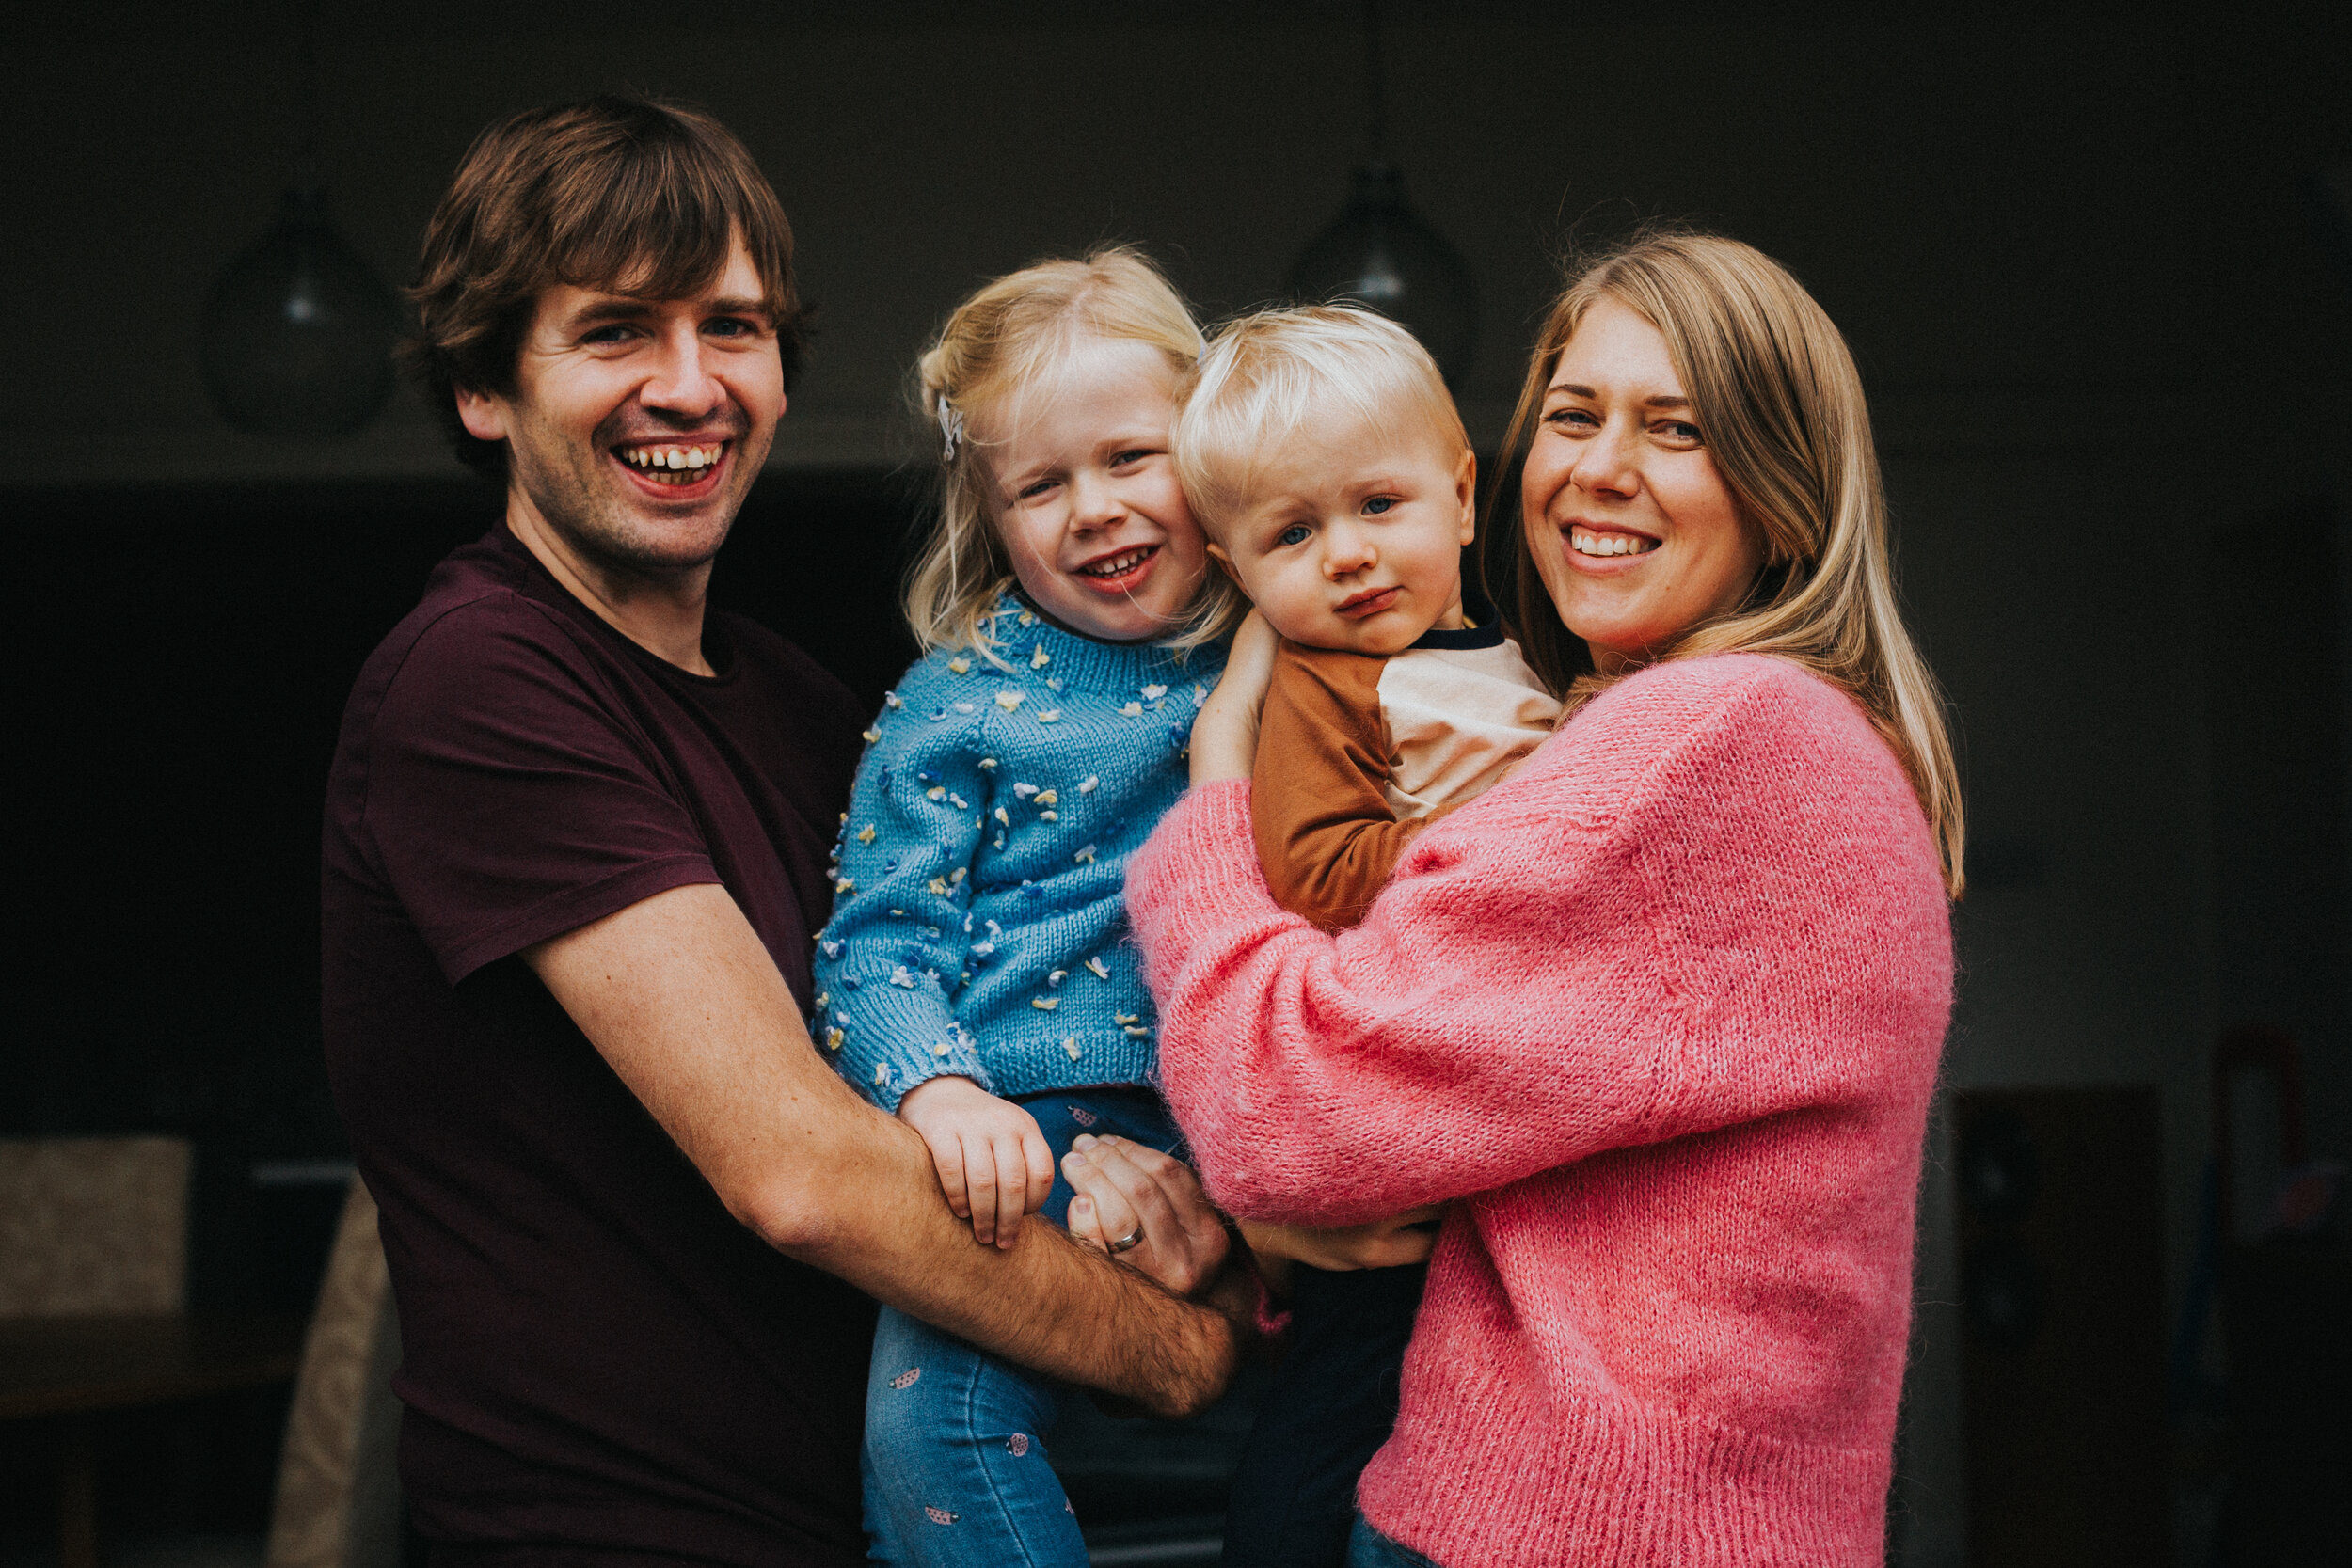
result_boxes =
[1120,232,1962,1566]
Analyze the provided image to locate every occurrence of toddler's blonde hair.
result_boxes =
[1175,305,1470,539]
[905,245,1240,660]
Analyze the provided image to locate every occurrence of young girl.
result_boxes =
[812,246,1238,1567]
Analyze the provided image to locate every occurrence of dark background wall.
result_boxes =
[6,4,2349,1562]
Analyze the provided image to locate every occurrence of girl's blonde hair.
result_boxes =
[1486,230,1966,896]
[905,245,1242,660]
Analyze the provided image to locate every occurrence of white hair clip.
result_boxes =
[938,398,965,463]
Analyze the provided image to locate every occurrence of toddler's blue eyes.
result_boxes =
[1364,497,1395,515]
[1277,525,1311,547]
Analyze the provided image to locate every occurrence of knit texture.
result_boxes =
[1126,654,1952,1568]
[816,602,1221,1111]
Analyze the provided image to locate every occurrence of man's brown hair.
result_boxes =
[404,94,808,475]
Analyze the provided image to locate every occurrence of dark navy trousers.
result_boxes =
[1221,1260,1429,1568]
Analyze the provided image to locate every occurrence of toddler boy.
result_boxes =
[1170,306,1559,1567]
[1178,305,1560,933]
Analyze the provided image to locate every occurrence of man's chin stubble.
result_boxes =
[526,459,743,580]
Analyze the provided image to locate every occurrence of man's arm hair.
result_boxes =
[523,881,1237,1418]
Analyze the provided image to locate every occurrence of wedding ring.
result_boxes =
[1107,1226,1144,1255]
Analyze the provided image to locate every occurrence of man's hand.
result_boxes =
[521,882,1238,1417]
[1190,610,1279,786]
[898,1076,1056,1248]
[1239,1207,1445,1297]
[1061,1134,1232,1297]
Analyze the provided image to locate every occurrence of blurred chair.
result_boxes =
[263,1177,403,1568]
[2,1136,198,1568]
[1,1139,403,1568]
[0,1135,190,1316]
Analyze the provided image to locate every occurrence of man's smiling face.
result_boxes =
[458,232,783,578]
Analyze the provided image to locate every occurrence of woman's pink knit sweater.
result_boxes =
[1128,654,1951,1568]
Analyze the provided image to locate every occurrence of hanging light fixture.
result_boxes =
[199,0,396,439]
[1286,0,1478,388]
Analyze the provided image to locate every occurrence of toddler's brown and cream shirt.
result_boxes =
[1253,619,1560,931]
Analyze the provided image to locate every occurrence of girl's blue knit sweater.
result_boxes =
[815,601,1223,1112]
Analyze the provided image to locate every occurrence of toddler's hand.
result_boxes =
[898,1076,1056,1249]
[1238,1205,1446,1282]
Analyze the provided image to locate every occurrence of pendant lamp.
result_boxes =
[199,0,395,438]
[1285,1,1478,388]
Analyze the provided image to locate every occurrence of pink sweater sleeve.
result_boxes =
[1126,654,1952,1227]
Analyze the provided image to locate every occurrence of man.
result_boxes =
[322,96,1239,1566]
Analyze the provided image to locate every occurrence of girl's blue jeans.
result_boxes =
[860,1085,1183,1567]
[1346,1513,1443,1567]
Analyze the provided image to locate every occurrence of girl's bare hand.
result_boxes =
[1190,610,1279,785]
[898,1076,1057,1248]
[1062,1133,1232,1297]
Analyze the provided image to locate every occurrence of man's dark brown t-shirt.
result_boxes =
[321,523,875,1566]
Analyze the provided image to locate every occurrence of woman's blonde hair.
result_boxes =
[904,245,1241,661]
[1175,304,1468,538]
[1486,230,1965,895]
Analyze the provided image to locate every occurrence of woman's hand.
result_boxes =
[1061,1133,1232,1297]
[1190,610,1280,786]
[1240,1207,1445,1290]
[898,1075,1057,1248]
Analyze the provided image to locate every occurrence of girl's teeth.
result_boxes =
[1082,548,1150,578]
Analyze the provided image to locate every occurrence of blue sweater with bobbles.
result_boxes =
[814,599,1224,1113]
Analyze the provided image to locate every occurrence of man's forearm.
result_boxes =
[528,882,1238,1418]
[763,1105,1237,1418]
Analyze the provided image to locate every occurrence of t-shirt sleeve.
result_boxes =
[358,595,723,985]
[1250,641,1425,933]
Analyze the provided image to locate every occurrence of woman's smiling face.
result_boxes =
[1521,296,1763,674]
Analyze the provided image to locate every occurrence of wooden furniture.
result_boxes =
[1,1145,404,1568]
[0,1312,303,1422]
[0,1136,190,1317]
[2,1135,311,1567]
[0,1311,305,1568]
